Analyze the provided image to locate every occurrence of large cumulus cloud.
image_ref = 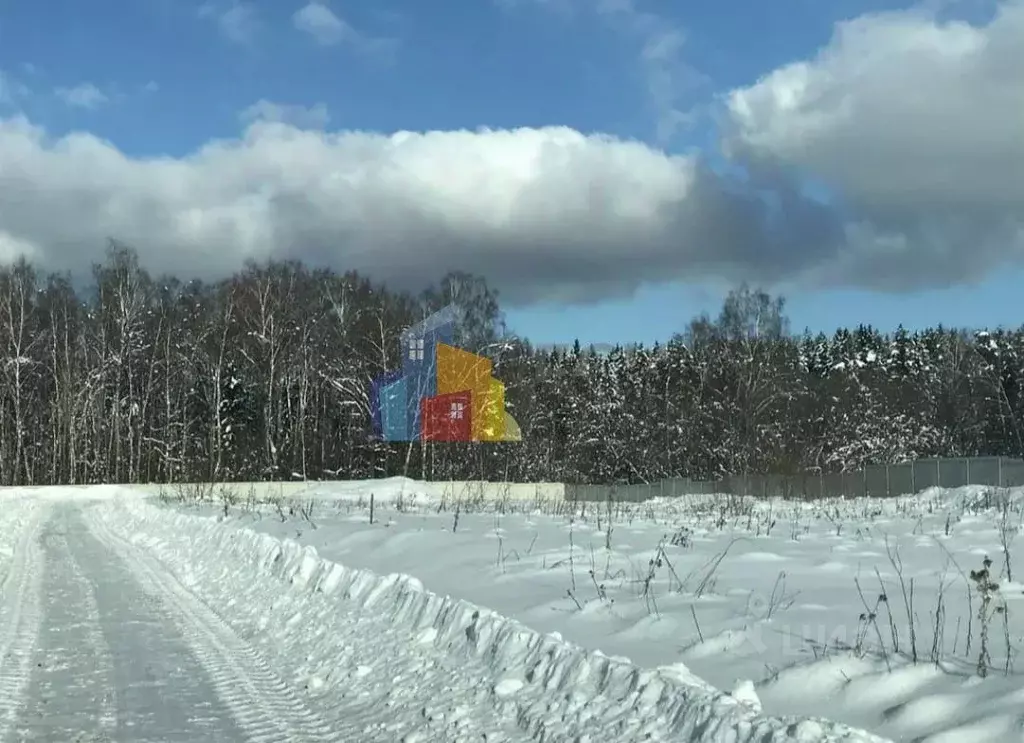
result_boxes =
[724,0,1024,289]
[0,117,838,305]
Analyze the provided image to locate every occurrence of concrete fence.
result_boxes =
[176,458,1022,506]
[124,479,566,503]
[21,457,1019,505]
[565,456,1024,503]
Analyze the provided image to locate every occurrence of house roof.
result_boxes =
[400,303,460,340]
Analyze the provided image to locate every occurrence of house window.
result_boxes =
[408,337,424,361]
[450,401,464,420]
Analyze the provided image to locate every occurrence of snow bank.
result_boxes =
[94,497,889,742]
[0,495,43,570]
[4,484,143,501]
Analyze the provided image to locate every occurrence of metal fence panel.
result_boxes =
[820,472,843,498]
[812,473,827,499]
[1002,460,1024,487]
[568,484,607,502]
[781,474,799,498]
[847,472,860,497]
[765,474,789,498]
[969,457,999,486]
[887,463,914,495]
[938,458,968,488]
[564,455,1024,503]
[864,465,888,497]
[801,473,824,499]
[667,478,693,496]
[912,459,940,490]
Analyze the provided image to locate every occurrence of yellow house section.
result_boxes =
[478,377,506,441]
[436,343,491,394]
[502,411,522,441]
[436,343,507,441]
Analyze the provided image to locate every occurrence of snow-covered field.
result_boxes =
[4,481,1022,740]
[160,479,1024,743]
[0,484,889,742]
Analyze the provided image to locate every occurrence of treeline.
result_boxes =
[0,243,1018,486]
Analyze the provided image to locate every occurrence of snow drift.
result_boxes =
[91,495,889,742]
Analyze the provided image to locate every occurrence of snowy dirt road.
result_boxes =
[2,502,335,742]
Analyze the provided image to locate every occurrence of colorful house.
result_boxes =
[420,390,472,441]
[372,304,520,442]
[378,375,410,441]
[370,369,403,438]
[399,305,457,440]
[435,343,506,441]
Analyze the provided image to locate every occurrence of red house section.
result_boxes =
[420,390,473,442]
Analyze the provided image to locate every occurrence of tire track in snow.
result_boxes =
[14,513,121,740]
[62,532,120,737]
[83,507,337,743]
[0,502,48,742]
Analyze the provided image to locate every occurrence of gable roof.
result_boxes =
[400,303,460,340]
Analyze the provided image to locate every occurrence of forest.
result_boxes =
[0,242,1018,486]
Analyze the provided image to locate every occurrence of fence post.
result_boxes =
[966,457,971,484]
[936,458,941,487]
[999,457,1003,487]
[885,464,890,497]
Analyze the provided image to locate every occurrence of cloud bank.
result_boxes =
[724,0,1024,289]
[0,2,1021,306]
[0,117,832,304]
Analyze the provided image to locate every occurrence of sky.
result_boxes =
[0,0,1021,347]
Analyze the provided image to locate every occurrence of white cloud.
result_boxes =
[724,0,1024,289]
[240,99,330,129]
[292,1,397,57]
[0,232,39,263]
[199,0,259,44]
[293,1,350,46]
[0,116,840,305]
[595,0,708,143]
[55,82,109,109]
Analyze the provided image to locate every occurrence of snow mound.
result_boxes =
[92,496,891,742]
[0,495,46,570]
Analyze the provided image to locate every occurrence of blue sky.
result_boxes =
[0,0,1019,347]
[509,272,1024,347]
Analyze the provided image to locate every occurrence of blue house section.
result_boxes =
[370,369,403,437]
[380,377,410,441]
[400,305,458,440]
